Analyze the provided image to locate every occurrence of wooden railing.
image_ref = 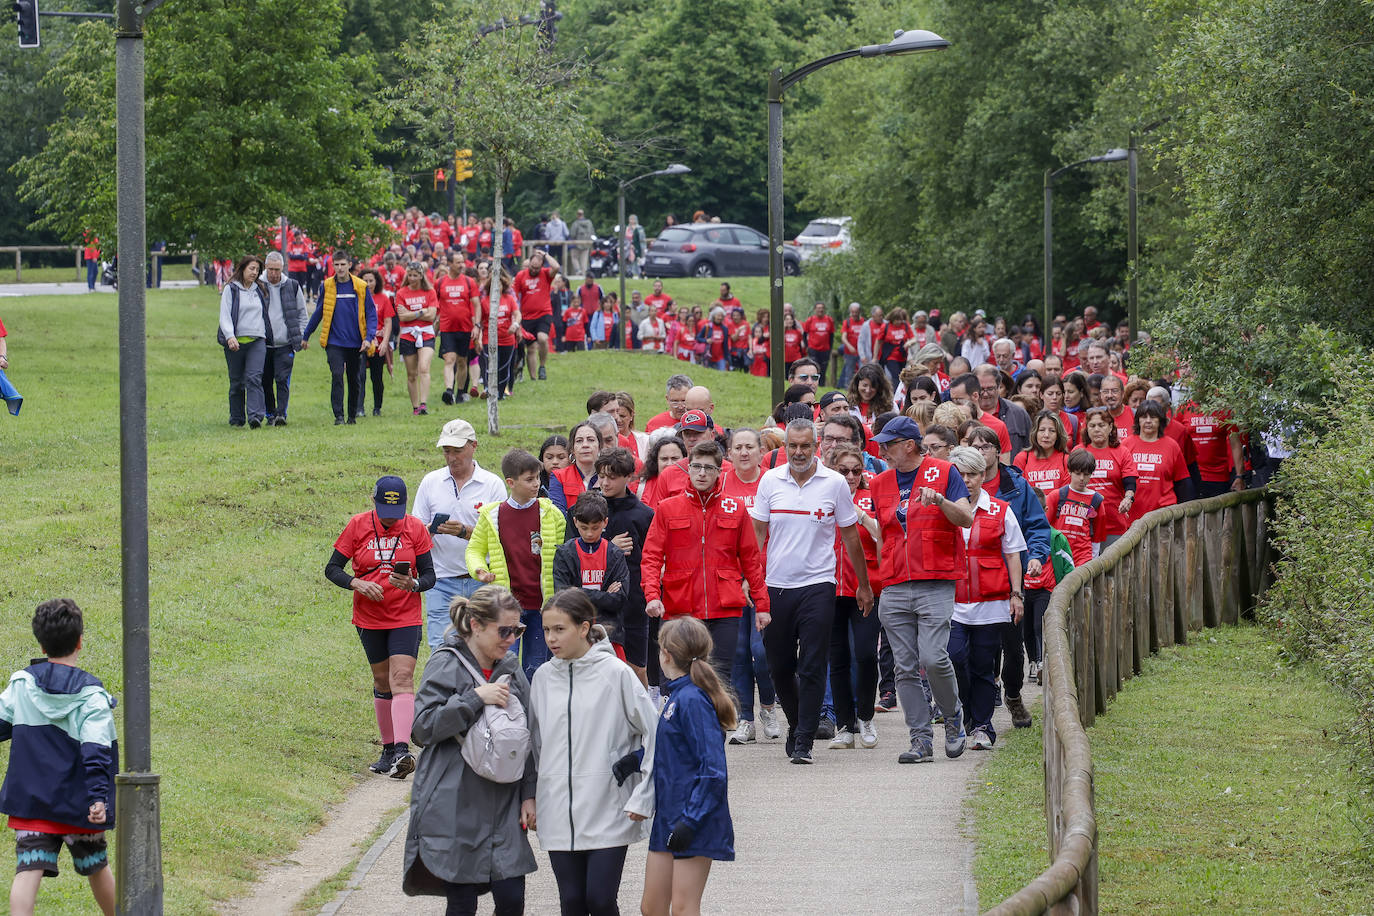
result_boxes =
[986,488,1273,915]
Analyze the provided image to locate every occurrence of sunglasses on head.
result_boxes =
[497,624,527,640]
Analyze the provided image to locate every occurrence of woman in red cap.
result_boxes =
[326,476,436,779]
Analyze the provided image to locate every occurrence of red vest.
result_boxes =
[576,539,609,590]
[869,457,966,583]
[954,498,1012,603]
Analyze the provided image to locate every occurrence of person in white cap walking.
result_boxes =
[411,418,510,647]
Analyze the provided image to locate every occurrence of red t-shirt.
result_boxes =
[909,326,934,349]
[881,323,909,363]
[394,287,438,340]
[783,328,804,363]
[1083,443,1138,536]
[1045,486,1102,568]
[727,318,750,351]
[1163,415,1198,467]
[1013,450,1070,493]
[515,267,555,319]
[1124,434,1188,515]
[333,512,432,629]
[842,318,863,355]
[803,315,835,352]
[562,306,586,342]
[1175,405,1235,482]
[979,411,1013,455]
[1109,406,1135,443]
[497,502,544,609]
[373,291,395,340]
[706,323,727,362]
[481,293,519,347]
[435,274,478,333]
[645,410,677,434]
[646,293,675,317]
[718,468,764,511]
[8,816,101,836]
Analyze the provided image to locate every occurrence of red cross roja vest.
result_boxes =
[576,538,608,590]
[870,457,966,583]
[954,497,1012,603]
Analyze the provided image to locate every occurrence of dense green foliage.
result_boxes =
[13,0,396,258]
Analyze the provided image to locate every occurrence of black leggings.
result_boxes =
[548,847,627,916]
[364,353,386,411]
[445,876,525,916]
[830,595,882,731]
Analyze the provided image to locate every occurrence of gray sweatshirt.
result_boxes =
[219,281,267,341]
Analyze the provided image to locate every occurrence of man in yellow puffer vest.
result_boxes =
[304,252,377,424]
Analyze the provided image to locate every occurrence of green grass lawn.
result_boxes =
[0,262,200,285]
[971,624,1374,914]
[0,282,771,912]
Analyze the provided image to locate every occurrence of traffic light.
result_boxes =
[13,0,39,48]
[433,168,447,191]
[454,149,474,183]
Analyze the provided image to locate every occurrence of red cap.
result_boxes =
[677,409,713,432]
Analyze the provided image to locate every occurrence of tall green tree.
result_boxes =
[15,0,396,259]
[393,0,598,433]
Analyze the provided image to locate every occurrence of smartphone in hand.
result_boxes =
[428,513,451,534]
[394,561,411,577]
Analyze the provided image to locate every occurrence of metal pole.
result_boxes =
[618,188,627,350]
[767,70,785,407]
[1043,169,1054,341]
[114,0,163,911]
[1127,136,1139,341]
[279,215,287,268]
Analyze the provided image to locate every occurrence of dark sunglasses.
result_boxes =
[497,624,527,640]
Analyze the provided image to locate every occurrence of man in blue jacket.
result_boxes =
[304,252,377,425]
[1,598,118,915]
[968,434,1051,729]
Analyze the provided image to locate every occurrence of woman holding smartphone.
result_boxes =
[325,475,436,779]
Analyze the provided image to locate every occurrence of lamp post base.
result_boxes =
[115,772,163,916]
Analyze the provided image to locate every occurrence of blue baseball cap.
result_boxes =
[372,475,408,520]
[871,416,923,444]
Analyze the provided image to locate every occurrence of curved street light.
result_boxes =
[618,164,691,341]
[768,30,950,403]
[1043,145,1138,340]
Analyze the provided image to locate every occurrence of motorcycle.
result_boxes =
[586,234,619,278]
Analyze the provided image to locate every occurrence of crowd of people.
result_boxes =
[305,297,1268,914]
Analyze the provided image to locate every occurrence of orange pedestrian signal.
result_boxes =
[434,168,447,190]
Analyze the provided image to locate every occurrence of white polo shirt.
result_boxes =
[411,461,509,578]
[952,489,1026,626]
[749,459,858,589]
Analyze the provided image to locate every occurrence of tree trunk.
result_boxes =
[487,185,503,435]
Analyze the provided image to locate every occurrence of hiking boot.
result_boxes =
[729,720,756,745]
[816,716,837,741]
[248,418,262,429]
[1007,695,1032,729]
[970,728,994,751]
[538,366,547,380]
[858,718,878,749]
[944,714,967,759]
[758,705,781,739]
[368,744,396,775]
[828,729,855,750]
[898,740,933,764]
[441,388,454,405]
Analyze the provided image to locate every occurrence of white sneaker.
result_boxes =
[729,720,756,745]
[758,705,782,740]
[858,718,878,749]
[828,729,855,749]
[970,727,994,751]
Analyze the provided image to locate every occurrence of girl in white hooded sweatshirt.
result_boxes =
[529,588,658,916]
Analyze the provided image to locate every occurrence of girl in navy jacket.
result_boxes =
[641,617,735,916]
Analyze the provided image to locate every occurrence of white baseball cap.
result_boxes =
[436,418,476,449]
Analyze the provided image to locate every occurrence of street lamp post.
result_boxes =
[767,29,949,405]
[1042,147,1129,341]
[618,164,690,346]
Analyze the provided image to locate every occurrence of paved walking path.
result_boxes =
[223,686,1037,916]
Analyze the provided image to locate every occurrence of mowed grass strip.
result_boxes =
[0,281,771,913]
[971,624,1374,914]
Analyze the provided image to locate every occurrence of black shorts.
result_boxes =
[620,603,650,668]
[398,336,435,357]
[521,315,553,338]
[440,331,475,359]
[357,625,422,664]
[15,830,108,877]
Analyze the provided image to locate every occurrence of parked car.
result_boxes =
[643,222,801,278]
[791,217,852,262]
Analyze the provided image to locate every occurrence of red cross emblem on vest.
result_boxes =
[923,466,940,482]
[720,498,738,514]
[987,501,1001,515]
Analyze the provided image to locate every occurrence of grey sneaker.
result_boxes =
[944,715,967,759]
[790,748,814,765]
[828,729,855,749]
[758,705,782,739]
[1007,695,1032,729]
[970,727,994,750]
[815,716,837,741]
[729,720,756,745]
[390,751,416,779]
[858,718,878,749]
[897,740,933,764]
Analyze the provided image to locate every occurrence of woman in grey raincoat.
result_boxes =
[402,585,537,915]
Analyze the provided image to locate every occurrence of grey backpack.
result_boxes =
[438,648,531,784]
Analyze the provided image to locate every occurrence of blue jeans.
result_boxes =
[262,346,295,420]
[86,257,98,290]
[731,604,775,720]
[709,358,728,371]
[517,608,550,681]
[424,575,483,648]
[948,620,1003,742]
[839,353,860,388]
